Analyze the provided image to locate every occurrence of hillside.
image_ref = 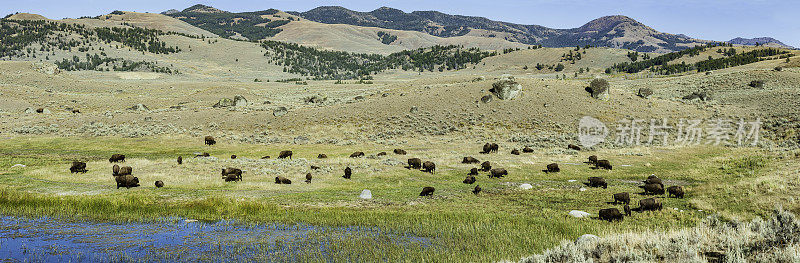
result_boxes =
[291,6,708,53]
[729,37,795,49]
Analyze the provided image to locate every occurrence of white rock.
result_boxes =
[575,234,599,244]
[359,189,372,199]
[519,183,533,190]
[568,180,577,182]
[11,164,26,168]
[569,210,591,218]
[579,187,587,192]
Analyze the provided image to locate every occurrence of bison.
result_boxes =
[278,151,293,159]
[221,168,243,182]
[114,175,140,189]
[463,175,476,184]
[377,152,387,157]
[585,177,607,189]
[310,165,320,170]
[522,147,534,153]
[545,163,560,173]
[490,168,507,178]
[177,156,182,165]
[69,161,87,173]
[568,144,581,151]
[231,155,237,159]
[350,152,365,158]
[480,161,492,172]
[343,167,352,179]
[641,183,665,195]
[305,173,312,184]
[112,164,120,176]
[624,204,631,216]
[155,181,164,188]
[419,186,435,196]
[588,155,598,165]
[407,158,422,169]
[613,192,630,204]
[204,136,216,146]
[422,161,436,174]
[596,159,612,170]
[109,154,125,163]
[196,152,210,158]
[644,175,662,185]
[511,149,520,155]
[275,176,292,184]
[481,143,499,154]
[473,185,482,195]
[261,156,271,159]
[117,166,133,176]
[638,198,663,212]
[393,149,407,155]
[599,208,623,222]
[667,186,684,198]
[462,157,480,164]
[317,154,328,159]
[468,168,479,176]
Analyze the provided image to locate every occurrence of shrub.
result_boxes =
[749,80,765,88]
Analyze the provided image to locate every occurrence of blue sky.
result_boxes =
[3,0,798,47]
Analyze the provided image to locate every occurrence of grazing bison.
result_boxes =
[638,198,663,212]
[177,156,182,165]
[511,149,520,155]
[588,155,598,165]
[522,147,534,153]
[419,186,435,196]
[624,204,631,216]
[407,158,422,169]
[473,185,482,195]
[196,152,210,158]
[261,156,271,159]
[278,151,293,159]
[343,167,352,179]
[112,164,120,176]
[275,176,292,184]
[310,165,320,170]
[463,175,476,184]
[117,166,133,176]
[109,154,125,163]
[69,161,87,174]
[204,136,216,145]
[468,168,479,176]
[596,159,613,170]
[667,186,684,198]
[377,152,387,156]
[317,154,327,159]
[393,149,407,155]
[644,175,662,185]
[568,144,581,151]
[490,168,507,178]
[490,143,499,153]
[641,183,665,195]
[599,208,623,222]
[480,161,492,172]
[613,192,630,204]
[114,175,140,189]
[481,143,499,154]
[585,177,608,189]
[221,168,243,182]
[305,173,312,184]
[545,163,560,173]
[155,181,164,188]
[350,152,365,158]
[422,161,436,174]
[36,108,44,113]
[462,157,480,164]
[231,155,237,159]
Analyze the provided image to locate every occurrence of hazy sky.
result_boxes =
[3,0,798,47]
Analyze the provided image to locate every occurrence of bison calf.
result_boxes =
[599,208,623,222]
[177,156,183,165]
[468,168,479,176]
[624,204,631,216]
[221,168,243,182]
[588,155,598,165]
[473,185,482,195]
[463,175,476,184]
[155,181,164,188]
[305,173,312,184]
[419,187,435,196]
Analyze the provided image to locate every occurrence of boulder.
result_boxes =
[490,75,522,100]
[575,234,599,244]
[568,210,591,218]
[637,88,653,99]
[24,108,35,114]
[233,95,248,107]
[519,183,533,190]
[213,98,234,108]
[409,106,419,113]
[480,95,493,103]
[273,107,288,117]
[359,189,372,199]
[128,104,149,111]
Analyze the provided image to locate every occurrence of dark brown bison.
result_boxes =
[114,175,139,189]
[231,155,237,159]
[644,175,662,185]
[343,167,352,179]
[196,152,210,158]
[522,147,534,153]
[278,151,293,159]
[480,161,491,172]
[69,161,87,173]
[481,143,499,154]
[377,152,387,156]
[473,185,481,195]
[638,198,663,212]
[317,154,327,159]
[568,144,581,151]
[613,192,630,204]
[275,176,292,184]
[490,143,498,153]
[407,158,422,169]
[261,156,271,159]
[350,152,365,158]
[112,164,120,176]
[393,149,407,155]
[641,183,665,195]
[596,159,612,170]
[624,204,631,216]
[463,175,476,184]
[155,181,164,188]
[599,208,623,222]
[419,186,435,196]
[305,173,312,184]
[667,186,684,198]
[310,165,320,170]
[462,157,480,164]
[109,154,125,163]
[545,163,560,173]
[72,109,80,114]
[468,168,479,176]
[511,149,520,155]
[585,177,607,189]
[177,156,182,165]
[117,166,133,176]
[36,108,44,113]
[490,168,507,178]
[588,155,598,165]
[204,136,216,145]
[221,168,243,182]
[422,161,436,174]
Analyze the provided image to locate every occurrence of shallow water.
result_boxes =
[0,216,429,262]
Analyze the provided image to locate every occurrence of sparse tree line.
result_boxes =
[166,9,287,41]
[54,53,177,73]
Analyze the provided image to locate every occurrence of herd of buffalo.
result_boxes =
[66,137,684,222]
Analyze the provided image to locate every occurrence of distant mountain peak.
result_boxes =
[160,9,180,15]
[729,37,794,49]
[182,4,226,13]
[578,15,645,32]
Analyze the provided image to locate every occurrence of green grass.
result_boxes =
[0,135,794,262]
